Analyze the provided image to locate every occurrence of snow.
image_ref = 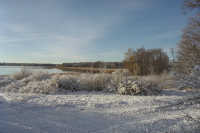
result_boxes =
[0,67,199,132]
[0,90,199,133]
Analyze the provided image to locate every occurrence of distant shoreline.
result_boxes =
[1,73,80,77]
[0,63,57,66]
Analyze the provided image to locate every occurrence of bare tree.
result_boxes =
[182,0,200,14]
[160,1,200,130]
[161,59,200,129]
[176,13,200,74]
[123,47,169,76]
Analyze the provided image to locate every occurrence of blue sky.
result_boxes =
[0,0,197,63]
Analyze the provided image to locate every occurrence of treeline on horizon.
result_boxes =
[59,46,170,74]
[0,63,56,66]
[58,61,125,69]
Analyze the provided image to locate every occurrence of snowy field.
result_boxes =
[0,69,199,133]
[0,90,199,133]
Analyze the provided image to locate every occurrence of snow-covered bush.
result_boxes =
[137,71,176,89]
[19,74,81,94]
[1,71,81,94]
[1,68,170,95]
[0,76,15,88]
[103,84,118,93]
[77,70,136,93]
[0,76,4,80]
[77,73,112,91]
[19,80,54,94]
[28,70,51,81]
[1,69,52,93]
[9,67,33,80]
[139,70,174,85]
[51,74,81,92]
[112,69,133,83]
[117,78,160,95]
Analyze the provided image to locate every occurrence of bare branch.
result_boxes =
[182,0,200,14]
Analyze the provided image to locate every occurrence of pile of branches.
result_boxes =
[117,79,160,95]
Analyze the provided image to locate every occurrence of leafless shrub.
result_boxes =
[77,73,112,91]
[28,70,51,81]
[9,67,33,80]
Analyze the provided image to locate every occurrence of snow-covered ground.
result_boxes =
[0,90,199,133]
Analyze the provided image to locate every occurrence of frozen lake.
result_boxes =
[0,66,75,75]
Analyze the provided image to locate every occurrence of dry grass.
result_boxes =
[2,73,81,77]
[138,71,174,85]
[51,73,81,76]
[47,67,117,73]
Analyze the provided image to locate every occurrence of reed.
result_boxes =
[47,66,117,73]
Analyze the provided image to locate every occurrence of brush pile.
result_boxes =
[117,79,160,95]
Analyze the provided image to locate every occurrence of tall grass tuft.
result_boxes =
[138,70,174,85]
[77,73,112,91]
[9,67,33,80]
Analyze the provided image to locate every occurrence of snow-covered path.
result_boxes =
[0,91,198,133]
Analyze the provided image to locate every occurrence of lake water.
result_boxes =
[0,66,75,75]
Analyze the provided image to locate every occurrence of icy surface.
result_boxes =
[0,90,199,133]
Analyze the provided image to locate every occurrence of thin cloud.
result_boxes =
[0,0,186,63]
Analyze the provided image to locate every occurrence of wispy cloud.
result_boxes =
[1,0,183,63]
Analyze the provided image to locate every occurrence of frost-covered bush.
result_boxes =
[112,69,132,83]
[1,69,52,93]
[0,76,15,88]
[1,71,81,94]
[117,78,160,95]
[19,75,81,94]
[9,67,33,80]
[28,70,51,81]
[19,80,54,94]
[76,70,132,93]
[139,70,174,85]
[1,68,167,95]
[50,74,81,92]
[0,76,4,80]
[77,73,112,91]
[103,84,118,93]
[3,81,25,93]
